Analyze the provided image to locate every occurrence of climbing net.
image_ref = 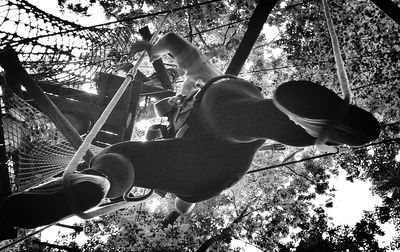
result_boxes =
[0,0,147,191]
[0,0,141,87]
[1,83,104,192]
[1,82,73,192]
[0,0,228,195]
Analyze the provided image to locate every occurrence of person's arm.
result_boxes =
[131,33,222,95]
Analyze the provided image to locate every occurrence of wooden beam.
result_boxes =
[46,95,130,127]
[37,81,98,103]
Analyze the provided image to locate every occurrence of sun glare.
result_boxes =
[367,147,375,157]
[136,119,151,132]
[146,198,161,212]
[395,150,400,162]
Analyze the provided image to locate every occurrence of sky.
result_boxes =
[26,0,114,26]
[17,0,399,251]
[322,169,397,248]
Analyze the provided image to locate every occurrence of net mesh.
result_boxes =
[1,83,103,192]
[0,0,149,192]
[0,0,144,87]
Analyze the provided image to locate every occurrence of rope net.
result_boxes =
[0,0,153,192]
[0,0,142,87]
[1,83,103,192]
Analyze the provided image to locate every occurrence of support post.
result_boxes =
[0,48,94,163]
[139,26,173,90]
[225,0,279,76]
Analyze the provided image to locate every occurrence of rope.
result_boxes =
[62,13,169,220]
[6,0,315,51]
[246,51,400,74]
[314,0,352,147]
[1,0,222,51]
[248,148,339,174]
[322,0,352,100]
[248,136,400,174]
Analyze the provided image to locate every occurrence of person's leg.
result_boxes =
[0,173,110,228]
[273,81,380,146]
[197,79,380,147]
[0,138,262,228]
[162,198,196,226]
[94,138,262,200]
[174,198,196,214]
[196,79,316,146]
[0,153,134,229]
[88,153,135,198]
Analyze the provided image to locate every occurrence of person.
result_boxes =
[0,33,380,229]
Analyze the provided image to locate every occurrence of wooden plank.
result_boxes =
[47,95,130,128]
[93,73,137,144]
[37,81,98,104]
[96,73,133,111]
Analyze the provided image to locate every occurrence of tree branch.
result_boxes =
[195,200,255,252]
[283,165,315,183]
[195,26,212,51]
[186,0,193,43]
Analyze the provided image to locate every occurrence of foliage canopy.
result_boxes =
[6,0,400,251]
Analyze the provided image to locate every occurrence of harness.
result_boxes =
[152,75,240,140]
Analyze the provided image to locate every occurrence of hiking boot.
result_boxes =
[273,81,380,146]
[0,173,110,229]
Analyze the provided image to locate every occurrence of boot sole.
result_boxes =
[273,81,380,146]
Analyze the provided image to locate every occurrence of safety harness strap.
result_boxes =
[155,75,240,139]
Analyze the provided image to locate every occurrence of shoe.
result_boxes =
[0,173,110,229]
[273,81,380,146]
